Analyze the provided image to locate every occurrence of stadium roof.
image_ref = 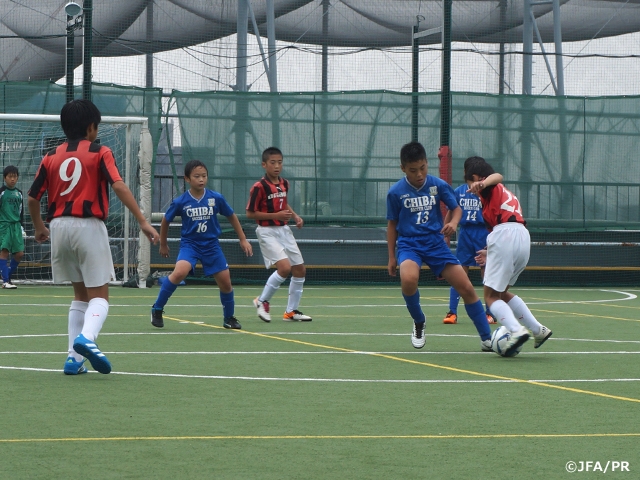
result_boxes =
[1,0,639,81]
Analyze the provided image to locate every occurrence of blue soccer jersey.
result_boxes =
[164,189,234,248]
[453,184,488,266]
[386,175,459,238]
[454,184,484,227]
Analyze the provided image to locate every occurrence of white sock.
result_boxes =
[286,277,305,313]
[259,271,286,303]
[81,298,109,342]
[508,295,542,335]
[489,299,522,333]
[69,301,88,361]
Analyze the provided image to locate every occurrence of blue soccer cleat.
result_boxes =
[63,356,87,375]
[73,334,112,374]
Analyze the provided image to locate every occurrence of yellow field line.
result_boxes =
[1,433,639,443]
[166,316,640,404]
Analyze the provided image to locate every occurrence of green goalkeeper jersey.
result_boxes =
[0,186,24,225]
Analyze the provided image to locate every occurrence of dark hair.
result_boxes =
[463,156,495,182]
[184,159,208,177]
[3,165,19,178]
[60,99,102,140]
[262,146,283,163]
[463,156,485,173]
[400,142,427,166]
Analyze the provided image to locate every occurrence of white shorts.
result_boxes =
[50,217,116,287]
[255,225,304,269]
[483,222,530,292]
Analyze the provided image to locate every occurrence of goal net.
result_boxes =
[0,114,152,286]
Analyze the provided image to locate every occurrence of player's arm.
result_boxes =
[19,190,25,227]
[158,216,170,258]
[27,195,49,243]
[442,206,462,236]
[386,219,398,277]
[475,248,487,267]
[226,213,253,257]
[287,205,304,229]
[111,180,159,244]
[468,173,503,194]
[246,209,292,223]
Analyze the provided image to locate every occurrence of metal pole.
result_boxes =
[552,0,564,95]
[411,22,419,142]
[319,0,330,207]
[440,0,452,149]
[522,0,533,95]
[236,0,248,91]
[266,0,277,92]
[66,16,75,103]
[146,0,154,88]
[82,0,93,101]
[321,0,329,92]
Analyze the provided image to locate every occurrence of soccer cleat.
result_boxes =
[411,322,426,349]
[283,310,312,322]
[503,326,530,357]
[151,307,164,328]
[253,297,271,322]
[533,325,553,349]
[481,339,492,352]
[2,282,17,289]
[223,316,242,329]
[443,311,457,324]
[73,334,112,374]
[486,313,497,324]
[63,356,87,375]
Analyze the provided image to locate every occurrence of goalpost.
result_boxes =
[0,114,152,286]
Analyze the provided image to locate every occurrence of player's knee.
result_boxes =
[458,284,479,302]
[277,266,291,277]
[291,264,305,277]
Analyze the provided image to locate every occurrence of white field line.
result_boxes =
[0,365,638,384]
[1,332,640,344]
[1,350,640,355]
[2,331,640,346]
[0,288,636,309]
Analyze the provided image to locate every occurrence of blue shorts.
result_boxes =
[397,234,460,278]
[177,241,229,277]
[456,226,489,266]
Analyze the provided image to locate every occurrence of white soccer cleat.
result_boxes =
[503,326,530,357]
[533,325,553,349]
[411,322,426,349]
[2,282,17,289]
[253,297,271,322]
[481,339,492,352]
[283,310,312,321]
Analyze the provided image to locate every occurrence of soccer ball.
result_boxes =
[490,326,522,357]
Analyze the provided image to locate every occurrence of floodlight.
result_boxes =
[64,2,82,17]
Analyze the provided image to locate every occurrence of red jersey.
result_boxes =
[28,139,122,221]
[246,176,289,226]
[480,183,526,230]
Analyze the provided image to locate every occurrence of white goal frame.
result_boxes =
[0,113,152,287]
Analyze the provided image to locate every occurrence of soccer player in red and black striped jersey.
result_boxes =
[246,147,312,322]
[28,100,159,375]
[465,157,552,356]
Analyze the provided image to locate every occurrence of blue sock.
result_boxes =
[448,287,460,314]
[8,258,19,281]
[0,259,9,282]
[465,300,491,341]
[403,291,426,324]
[220,290,234,318]
[153,279,179,309]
